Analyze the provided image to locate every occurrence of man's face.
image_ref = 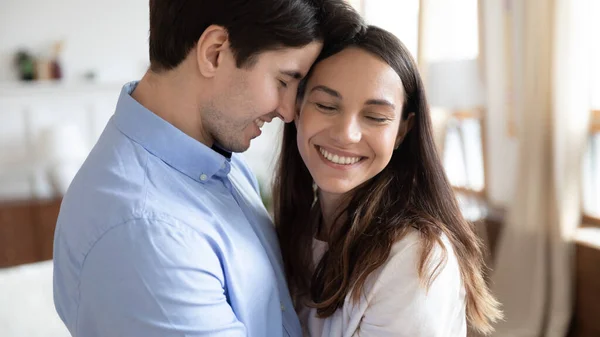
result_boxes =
[202,42,322,152]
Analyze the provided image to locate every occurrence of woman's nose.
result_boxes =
[330,115,362,145]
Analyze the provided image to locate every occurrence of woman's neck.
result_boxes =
[317,190,350,241]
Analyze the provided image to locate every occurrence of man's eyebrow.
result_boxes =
[365,99,396,109]
[280,70,304,80]
[309,85,341,98]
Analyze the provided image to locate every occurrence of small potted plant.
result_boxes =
[15,50,35,81]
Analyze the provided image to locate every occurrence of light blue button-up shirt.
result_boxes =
[53,82,301,337]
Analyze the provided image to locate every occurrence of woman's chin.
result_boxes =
[315,180,357,197]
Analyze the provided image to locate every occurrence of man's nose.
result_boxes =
[276,91,296,123]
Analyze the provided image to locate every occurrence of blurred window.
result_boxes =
[443,111,485,192]
[583,0,600,221]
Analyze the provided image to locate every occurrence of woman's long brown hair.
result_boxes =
[273,25,502,334]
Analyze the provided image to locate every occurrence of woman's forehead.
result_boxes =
[307,48,404,104]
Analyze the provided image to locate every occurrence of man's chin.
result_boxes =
[231,147,250,153]
[214,130,254,153]
[224,140,251,153]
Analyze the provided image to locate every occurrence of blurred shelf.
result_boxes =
[0,80,122,97]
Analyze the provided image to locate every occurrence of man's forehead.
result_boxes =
[251,42,321,75]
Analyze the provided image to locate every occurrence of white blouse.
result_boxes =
[298,229,467,337]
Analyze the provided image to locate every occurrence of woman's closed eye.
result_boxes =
[366,115,391,123]
[278,80,288,88]
[315,103,336,111]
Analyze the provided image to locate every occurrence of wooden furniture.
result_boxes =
[0,198,61,268]
[571,228,600,337]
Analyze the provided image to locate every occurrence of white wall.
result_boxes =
[593,0,600,108]
[0,83,121,200]
[0,0,149,82]
[363,0,420,58]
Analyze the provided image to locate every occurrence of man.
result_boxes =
[52,1,362,336]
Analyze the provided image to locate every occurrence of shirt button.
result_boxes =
[200,174,208,181]
[280,302,285,312]
[221,162,227,169]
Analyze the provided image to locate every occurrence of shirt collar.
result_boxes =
[113,81,231,183]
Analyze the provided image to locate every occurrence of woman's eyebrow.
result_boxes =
[310,85,341,98]
[365,99,395,109]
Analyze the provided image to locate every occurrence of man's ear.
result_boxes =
[195,25,230,78]
[394,112,416,149]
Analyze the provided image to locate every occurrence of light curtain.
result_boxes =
[486,0,592,336]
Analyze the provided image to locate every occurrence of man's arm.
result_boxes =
[77,218,246,337]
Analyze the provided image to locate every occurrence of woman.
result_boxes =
[273,25,502,336]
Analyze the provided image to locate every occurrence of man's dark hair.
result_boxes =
[148,0,364,72]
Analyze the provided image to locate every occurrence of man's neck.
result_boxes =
[131,69,213,146]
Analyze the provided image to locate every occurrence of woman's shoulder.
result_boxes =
[369,227,462,293]
[393,226,456,252]
[341,228,467,336]
[392,227,458,258]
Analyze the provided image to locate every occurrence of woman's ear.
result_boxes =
[395,112,416,149]
[195,25,230,78]
[294,96,304,125]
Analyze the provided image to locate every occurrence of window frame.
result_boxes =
[446,107,489,199]
[583,109,600,227]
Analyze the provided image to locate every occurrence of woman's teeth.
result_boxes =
[319,147,361,165]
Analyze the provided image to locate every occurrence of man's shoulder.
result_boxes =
[58,129,150,228]
[56,134,204,264]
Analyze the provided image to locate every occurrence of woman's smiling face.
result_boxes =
[296,47,410,197]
